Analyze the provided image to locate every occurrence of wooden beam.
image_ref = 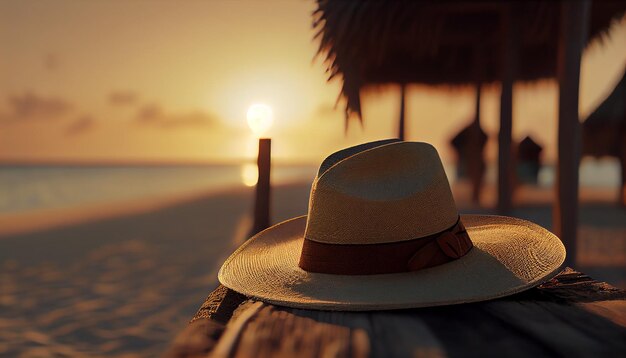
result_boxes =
[497,6,519,214]
[554,1,590,267]
[398,85,406,140]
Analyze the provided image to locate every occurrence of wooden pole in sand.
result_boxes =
[398,84,406,141]
[554,0,590,267]
[498,5,519,214]
[252,138,271,235]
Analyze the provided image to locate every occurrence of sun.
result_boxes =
[246,103,273,137]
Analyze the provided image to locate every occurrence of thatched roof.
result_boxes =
[582,68,625,157]
[314,0,626,118]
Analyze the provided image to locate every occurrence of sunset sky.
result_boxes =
[1,0,625,165]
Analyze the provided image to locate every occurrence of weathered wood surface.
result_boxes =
[164,268,626,357]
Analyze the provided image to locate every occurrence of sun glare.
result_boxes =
[241,163,258,187]
[246,103,273,137]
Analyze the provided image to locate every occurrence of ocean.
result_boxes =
[0,158,620,215]
[0,164,318,215]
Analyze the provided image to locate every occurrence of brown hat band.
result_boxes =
[298,218,473,275]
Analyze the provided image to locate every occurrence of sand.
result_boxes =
[0,182,624,357]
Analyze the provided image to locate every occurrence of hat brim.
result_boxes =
[218,215,565,311]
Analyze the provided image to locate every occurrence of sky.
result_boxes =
[0,0,625,165]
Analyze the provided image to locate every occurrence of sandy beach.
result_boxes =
[1,182,624,357]
[0,183,315,357]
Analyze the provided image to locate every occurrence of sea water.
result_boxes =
[0,164,318,215]
[0,159,620,215]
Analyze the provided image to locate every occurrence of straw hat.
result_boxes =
[219,140,565,310]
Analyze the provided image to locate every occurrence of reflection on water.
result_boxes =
[241,163,258,187]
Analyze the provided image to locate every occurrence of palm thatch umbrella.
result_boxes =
[313,0,626,266]
[582,68,626,205]
[314,1,624,116]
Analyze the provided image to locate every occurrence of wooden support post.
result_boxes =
[554,0,590,267]
[498,7,519,214]
[470,82,483,204]
[251,138,271,236]
[398,85,406,141]
[621,137,626,206]
[622,89,626,206]
[474,82,481,125]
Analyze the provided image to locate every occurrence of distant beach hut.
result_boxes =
[582,68,626,205]
[516,136,543,185]
[450,119,488,203]
[313,0,626,265]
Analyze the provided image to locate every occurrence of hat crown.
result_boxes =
[304,142,459,245]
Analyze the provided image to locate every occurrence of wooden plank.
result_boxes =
[415,304,552,357]
[164,269,626,357]
[232,305,355,358]
[209,290,626,357]
[163,318,226,358]
[164,286,250,357]
[214,301,265,358]
[580,300,626,328]
[367,311,445,357]
[480,300,626,356]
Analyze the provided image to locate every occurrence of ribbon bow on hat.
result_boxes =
[299,218,473,275]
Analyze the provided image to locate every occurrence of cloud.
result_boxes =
[66,115,95,135]
[109,91,139,106]
[135,103,216,128]
[136,104,162,122]
[3,92,72,121]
